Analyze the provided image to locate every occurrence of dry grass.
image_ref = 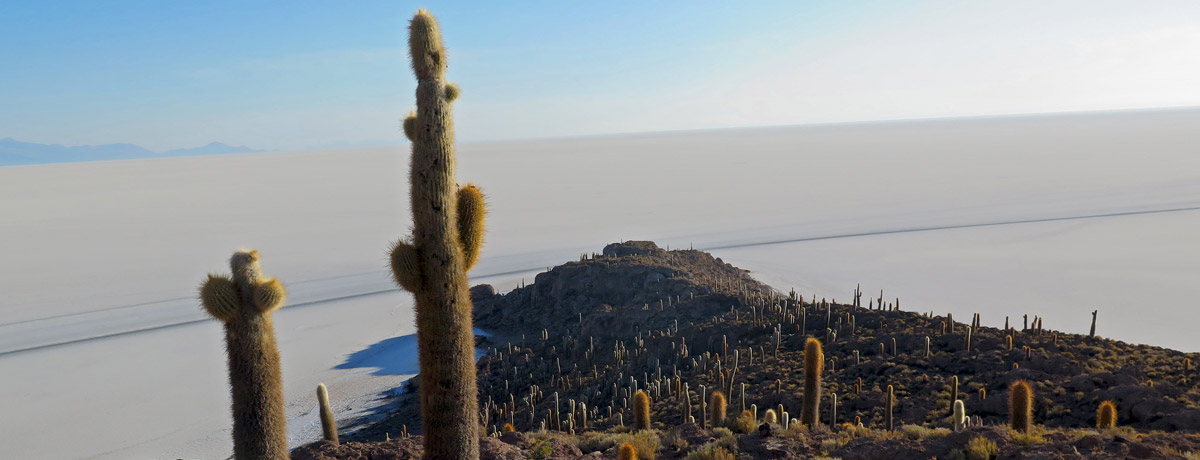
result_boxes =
[963,436,998,460]
[578,430,662,460]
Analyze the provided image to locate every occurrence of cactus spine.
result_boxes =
[390,10,486,460]
[801,337,824,427]
[1009,380,1034,432]
[199,249,288,460]
[710,391,727,427]
[1097,400,1117,429]
[633,390,651,430]
[317,383,338,444]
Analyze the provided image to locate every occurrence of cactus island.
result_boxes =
[183,10,1200,460]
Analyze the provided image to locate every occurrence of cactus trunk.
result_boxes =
[390,10,486,460]
[317,383,339,444]
[1009,380,1034,432]
[801,337,824,427]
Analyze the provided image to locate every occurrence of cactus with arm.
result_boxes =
[199,249,288,460]
[390,9,487,460]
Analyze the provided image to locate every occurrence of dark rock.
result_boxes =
[602,240,664,257]
[470,284,497,302]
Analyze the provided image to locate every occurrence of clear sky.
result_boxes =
[3,0,1199,151]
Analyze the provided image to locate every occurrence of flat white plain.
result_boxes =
[0,108,1197,459]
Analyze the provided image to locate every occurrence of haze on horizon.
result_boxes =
[3,0,1199,152]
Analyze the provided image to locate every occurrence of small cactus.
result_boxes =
[1090,309,1098,337]
[951,376,959,414]
[317,383,338,444]
[633,390,651,430]
[1097,400,1117,429]
[710,391,727,427]
[1009,380,1034,432]
[952,400,967,431]
[618,442,638,460]
[886,384,895,431]
[199,249,288,460]
[763,408,777,425]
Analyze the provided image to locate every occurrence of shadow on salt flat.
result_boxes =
[335,334,421,376]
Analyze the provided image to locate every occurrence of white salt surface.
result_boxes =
[1,108,1198,459]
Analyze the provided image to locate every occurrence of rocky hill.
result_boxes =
[299,241,1200,459]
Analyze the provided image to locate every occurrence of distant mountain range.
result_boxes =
[0,138,267,166]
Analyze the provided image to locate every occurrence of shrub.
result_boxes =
[711,427,737,451]
[579,431,661,460]
[733,410,757,433]
[963,436,998,460]
[900,424,950,441]
[683,444,736,460]
[1010,427,1047,446]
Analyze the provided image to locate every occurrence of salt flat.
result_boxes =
[1,108,1197,459]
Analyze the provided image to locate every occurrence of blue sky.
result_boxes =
[2,0,1199,151]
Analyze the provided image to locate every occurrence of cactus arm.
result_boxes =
[403,111,418,142]
[456,183,486,270]
[200,274,239,323]
[253,278,287,313]
[389,240,422,292]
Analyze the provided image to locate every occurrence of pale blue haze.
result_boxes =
[2,0,1199,152]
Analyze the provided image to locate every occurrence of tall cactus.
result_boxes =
[390,9,486,460]
[800,337,823,426]
[199,249,288,460]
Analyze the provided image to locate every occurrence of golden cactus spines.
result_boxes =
[390,9,486,460]
[618,442,638,460]
[763,408,777,424]
[317,383,339,444]
[197,249,288,460]
[389,241,421,291]
[199,274,238,322]
[403,110,418,141]
[253,277,286,312]
[1097,400,1117,429]
[633,390,651,431]
[801,337,824,427]
[1009,380,1034,432]
[456,183,486,270]
[710,391,727,427]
